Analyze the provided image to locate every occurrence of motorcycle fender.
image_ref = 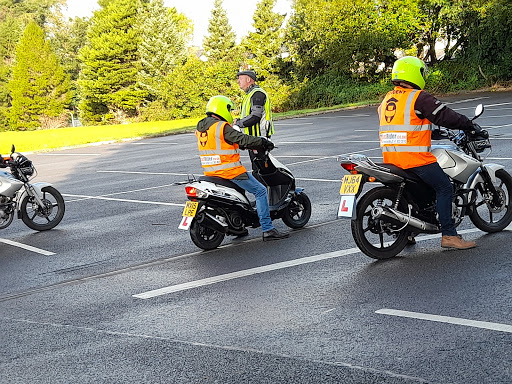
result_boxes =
[467,163,504,189]
[16,182,53,213]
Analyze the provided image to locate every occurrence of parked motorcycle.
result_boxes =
[0,145,65,231]
[338,104,512,259]
[179,148,312,250]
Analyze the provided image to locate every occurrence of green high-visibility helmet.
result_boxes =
[206,95,235,124]
[391,56,427,90]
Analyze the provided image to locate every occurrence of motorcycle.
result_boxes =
[0,145,65,231]
[338,104,512,259]
[179,148,312,250]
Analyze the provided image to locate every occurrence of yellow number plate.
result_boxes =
[182,201,199,217]
[339,174,362,195]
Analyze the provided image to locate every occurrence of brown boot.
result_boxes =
[441,235,476,250]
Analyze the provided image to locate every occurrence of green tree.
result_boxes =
[78,0,148,124]
[202,0,236,62]
[241,0,286,78]
[7,21,71,130]
[137,0,192,101]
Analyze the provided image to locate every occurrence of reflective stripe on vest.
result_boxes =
[241,86,275,137]
[378,87,437,169]
[196,121,247,179]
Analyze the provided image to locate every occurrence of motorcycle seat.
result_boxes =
[198,176,247,195]
[377,163,423,183]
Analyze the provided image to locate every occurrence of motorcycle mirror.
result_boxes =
[10,144,15,154]
[473,104,484,120]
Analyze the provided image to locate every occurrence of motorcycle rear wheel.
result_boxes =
[351,187,409,260]
[469,169,512,232]
[21,186,65,231]
[190,219,225,250]
[282,192,312,229]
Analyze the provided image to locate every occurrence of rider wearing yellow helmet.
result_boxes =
[378,56,484,250]
[195,95,289,241]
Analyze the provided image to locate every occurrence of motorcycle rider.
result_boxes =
[378,56,484,250]
[196,95,289,241]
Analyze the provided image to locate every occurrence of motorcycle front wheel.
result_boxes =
[351,187,409,260]
[282,192,312,229]
[190,219,225,250]
[21,186,65,231]
[469,168,512,232]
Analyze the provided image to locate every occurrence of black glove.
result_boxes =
[261,137,274,151]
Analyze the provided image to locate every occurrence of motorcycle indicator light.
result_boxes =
[185,186,197,197]
[368,176,376,182]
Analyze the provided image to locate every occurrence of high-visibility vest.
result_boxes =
[240,86,275,137]
[196,121,247,179]
[378,87,438,169]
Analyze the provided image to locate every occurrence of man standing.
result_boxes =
[196,95,289,241]
[378,56,483,250]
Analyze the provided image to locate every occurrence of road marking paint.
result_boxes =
[486,123,512,129]
[98,170,189,176]
[62,193,185,207]
[0,239,55,255]
[376,309,512,334]
[296,177,342,183]
[130,142,179,145]
[133,227,483,299]
[447,97,490,105]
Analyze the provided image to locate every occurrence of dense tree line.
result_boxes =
[0,0,511,130]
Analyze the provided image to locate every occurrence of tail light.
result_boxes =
[185,186,197,197]
[341,162,358,174]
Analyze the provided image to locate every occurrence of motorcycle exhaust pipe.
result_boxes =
[195,211,228,233]
[372,206,439,233]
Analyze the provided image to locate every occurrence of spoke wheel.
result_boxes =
[21,186,65,231]
[351,187,409,260]
[469,169,512,232]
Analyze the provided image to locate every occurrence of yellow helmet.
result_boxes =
[391,56,427,90]
[206,95,234,124]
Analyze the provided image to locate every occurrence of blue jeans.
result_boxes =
[232,173,274,232]
[409,162,457,236]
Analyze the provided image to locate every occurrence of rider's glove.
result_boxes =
[261,137,275,151]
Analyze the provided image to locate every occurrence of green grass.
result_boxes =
[0,119,198,154]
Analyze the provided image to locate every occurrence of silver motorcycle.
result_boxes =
[338,104,512,259]
[0,145,65,231]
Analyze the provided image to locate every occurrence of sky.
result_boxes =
[62,0,292,47]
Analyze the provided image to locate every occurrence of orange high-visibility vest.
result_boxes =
[196,121,247,179]
[378,87,438,169]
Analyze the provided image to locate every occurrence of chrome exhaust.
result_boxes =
[372,206,439,232]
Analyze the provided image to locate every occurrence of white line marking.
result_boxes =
[131,142,178,145]
[38,153,102,156]
[133,228,483,299]
[0,239,55,255]
[98,170,188,176]
[376,308,512,334]
[62,194,184,207]
[296,177,341,183]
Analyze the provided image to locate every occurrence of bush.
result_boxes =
[286,73,391,110]
[426,60,484,94]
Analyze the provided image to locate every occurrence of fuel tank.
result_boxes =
[432,145,480,183]
[0,171,23,197]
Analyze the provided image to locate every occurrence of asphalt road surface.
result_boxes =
[2,91,512,383]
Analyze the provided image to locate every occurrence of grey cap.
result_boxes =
[236,70,257,81]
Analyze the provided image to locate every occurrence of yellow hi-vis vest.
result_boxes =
[378,87,438,169]
[196,121,247,179]
[240,86,275,137]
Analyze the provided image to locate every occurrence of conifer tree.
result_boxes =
[137,0,192,101]
[8,21,70,130]
[241,0,286,78]
[202,0,236,62]
[78,0,148,124]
